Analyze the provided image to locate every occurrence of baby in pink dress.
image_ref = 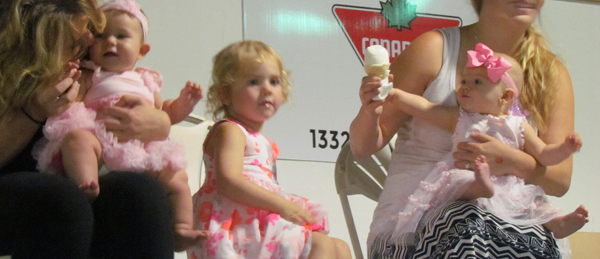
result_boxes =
[34,0,207,251]
[369,43,588,252]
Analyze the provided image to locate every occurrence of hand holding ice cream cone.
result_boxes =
[364,45,393,100]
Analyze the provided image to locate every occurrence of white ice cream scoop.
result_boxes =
[364,45,393,100]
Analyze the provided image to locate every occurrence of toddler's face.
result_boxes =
[456,66,507,115]
[89,10,146,73]
[223,58,284,129]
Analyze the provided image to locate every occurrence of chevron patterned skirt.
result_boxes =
[370,202,562,259]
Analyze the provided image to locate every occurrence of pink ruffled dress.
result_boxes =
[388,109,563,243]
[34,64,186,174]
[188,119,329,259]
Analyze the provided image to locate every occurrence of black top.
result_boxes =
[0,126,43,176]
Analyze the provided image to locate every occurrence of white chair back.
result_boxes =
[334,142,393,259]
[169,114,213,259]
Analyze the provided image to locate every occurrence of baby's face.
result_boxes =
[456,66,507,115]
[89,10,145,73]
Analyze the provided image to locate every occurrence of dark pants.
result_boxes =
[0,171,174,259]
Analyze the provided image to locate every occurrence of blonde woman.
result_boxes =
[0,0,176,258]
[351,0,575,258]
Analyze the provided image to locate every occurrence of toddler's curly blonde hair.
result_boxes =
[206,40,291,121]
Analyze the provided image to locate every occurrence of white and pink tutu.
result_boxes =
[34,64,186,174]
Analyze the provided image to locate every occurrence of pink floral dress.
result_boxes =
[188,119,329,259]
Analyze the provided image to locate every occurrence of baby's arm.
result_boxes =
[522,121,582,166]
[161,81,203,124]
[387,88,459,132]
[206,122,315,226]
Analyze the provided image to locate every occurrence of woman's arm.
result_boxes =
[0,111,41,168]
[98,94,171,143]
[454,62,574,196]
[523,62,575,196]
[207,122,314,225]
[349,31,445,159]
[1,66,81,168]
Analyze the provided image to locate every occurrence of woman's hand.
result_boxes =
[27,62,82,121]
[98,94,171,143]
[453,132,521,176]
[280,201,315,226]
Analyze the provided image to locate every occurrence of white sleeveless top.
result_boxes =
[367,27,461,246]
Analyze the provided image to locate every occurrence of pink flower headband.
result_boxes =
[466,43,518,99]
[100,0,148,42]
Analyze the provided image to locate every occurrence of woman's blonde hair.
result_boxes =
[206,40,291,121]
[471,0,559,132]
[0,0,105,123]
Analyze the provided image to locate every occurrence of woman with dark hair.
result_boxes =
[0,1,175,258]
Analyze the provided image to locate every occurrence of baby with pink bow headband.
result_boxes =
[380,43,588,243]
[33,0,208,251]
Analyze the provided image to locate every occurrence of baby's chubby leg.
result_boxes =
[544,205,589,239]
[155,168,209,251]
[61,129,102,200]
[458,155,494,201]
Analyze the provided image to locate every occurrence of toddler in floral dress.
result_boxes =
[188,40,351,259]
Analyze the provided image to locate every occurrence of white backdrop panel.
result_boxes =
[244,0,477,162]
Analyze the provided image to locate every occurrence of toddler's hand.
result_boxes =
[179,81,203,106]
[563,132,582,154]
[280,202,315,226]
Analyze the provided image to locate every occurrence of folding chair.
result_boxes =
[169,114,213,259]
[334,141,394,259]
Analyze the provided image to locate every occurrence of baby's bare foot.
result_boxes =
[79,180,99,200]
[473,156,494,198]
[546,204,589,239]
[173,225,209,252]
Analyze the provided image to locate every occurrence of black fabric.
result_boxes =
[0,171,174,259]
[90,171,174,259]
[0,172,93,259]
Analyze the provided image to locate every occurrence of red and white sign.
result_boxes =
[333,4,461,65]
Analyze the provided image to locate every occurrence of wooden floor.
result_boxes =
[569,232,600,259]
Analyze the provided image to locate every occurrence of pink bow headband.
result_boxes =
[466,43,518,98]
[100,0,148,42]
